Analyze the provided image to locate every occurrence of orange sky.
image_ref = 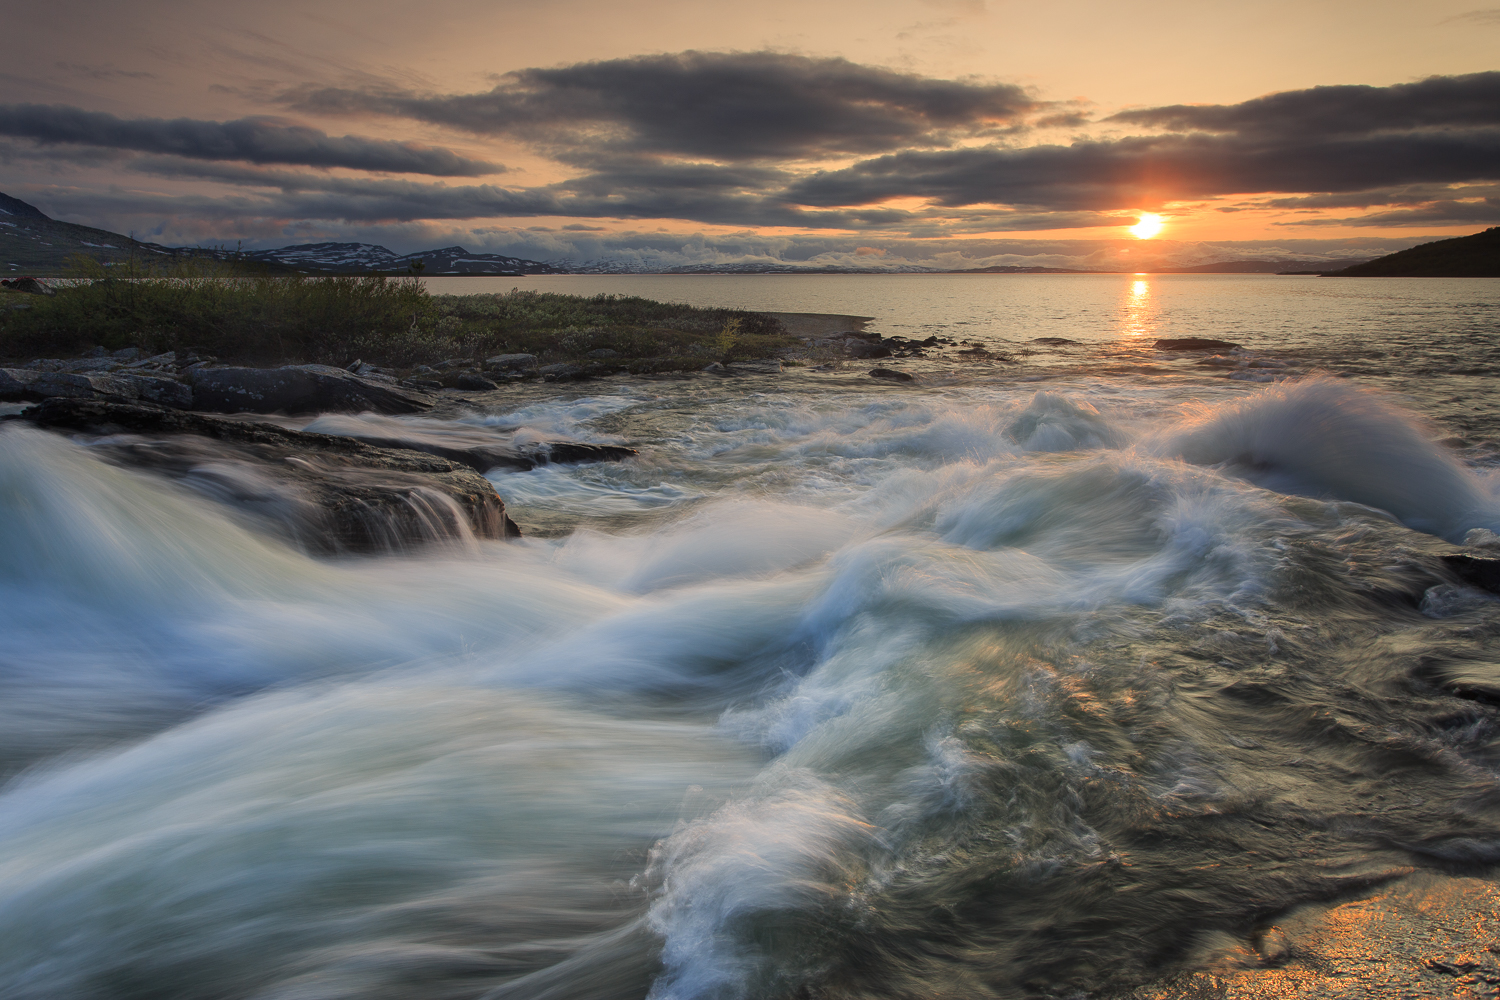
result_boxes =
[2,0,1497,259]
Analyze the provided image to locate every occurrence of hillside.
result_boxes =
[1322,228,1500,277]
[2,192,178,275]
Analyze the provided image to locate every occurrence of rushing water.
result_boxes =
[3,275,1500,998]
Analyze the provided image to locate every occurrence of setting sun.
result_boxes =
[1130,213,1164,239]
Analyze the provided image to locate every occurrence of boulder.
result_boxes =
[0,368,39,399]
[17,399,521,553]
[0,369,193,409]
[869,368,914,383]
[484,353,538,370]
[537,363,585,381]
[189,365,434,415]
[1154,337,1241,351]
[444,372,500,391]
[1443,553,1500,594]
[847,340,893,359]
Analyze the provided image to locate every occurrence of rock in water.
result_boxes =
[189,365,434,415]
[1154,337,1241,351]
[869,368,914,382]
[18,399,520,552]
[0,368,194,408]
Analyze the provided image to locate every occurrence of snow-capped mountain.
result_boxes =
[243,243,562,275]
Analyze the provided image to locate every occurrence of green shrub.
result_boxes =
[0,273,794,369]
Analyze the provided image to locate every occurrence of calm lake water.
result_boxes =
[2,274,1500,998]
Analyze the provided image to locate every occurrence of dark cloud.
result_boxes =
[1106,72,1500,137]
[1278,199,1500,227]
[286,51,1040,161]
[0,103,504,176]
[785,126,1500,212]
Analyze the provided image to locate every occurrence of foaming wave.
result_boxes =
[0,684,754,999]
[1157,378,1500,541]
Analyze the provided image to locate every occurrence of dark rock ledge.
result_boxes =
[14,399,523,553]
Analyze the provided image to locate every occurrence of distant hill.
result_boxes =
[1321,228,1500,277]
[1151,258,1373,274]
[2,191,177,275]
[0,193,560,277]
[244,242,563,276]
[0,191,302,276]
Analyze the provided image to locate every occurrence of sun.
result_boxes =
[1130,213,1164,239]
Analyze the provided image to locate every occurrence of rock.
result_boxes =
[587,348,620,358]
[188,365,434,415]
[404,378,443,390]
[702,362,726,372]
[484,353,538,370]
[848,340,893,359]
[345,358,363,372]
[450,372,499,391]
[1154,337,1241,351]
[1442,553,1500,594]
[110,348,143,360]
[125,352,176,368]
[537,363,585,381]
[1033,337,1079,345]
[0,368,40,399]
[18,399,521,552]
[313,426,638,473]
[726,359,782,374]
[870,368,914,382]
[0,371,194,409]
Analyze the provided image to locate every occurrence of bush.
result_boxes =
[0,269,793,369]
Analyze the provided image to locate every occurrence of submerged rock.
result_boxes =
[1155,337,1242,351]
[188,365,434,415]
[18,399,520,552]
[869,368,914,383]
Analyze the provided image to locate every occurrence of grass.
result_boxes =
[0,259,795,370]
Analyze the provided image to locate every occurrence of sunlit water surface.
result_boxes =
[2,274,1500,998]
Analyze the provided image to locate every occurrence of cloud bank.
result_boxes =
[0,104,503,176]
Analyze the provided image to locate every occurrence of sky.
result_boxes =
[2,0,1498,269]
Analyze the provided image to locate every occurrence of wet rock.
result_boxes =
[869,368,914,383]
[537,363,585,382]
[0,369,193,408]
[441,371,499,391]
[1033,337,1079,345]
[1155,337,1241,351]
[1442,553,1500,594]
[726,359,782,374]
[847,339,893,359]
[307,426,638,473]
[702,362,726,372]
[189,365,434,415]
[17,398,520,552]
[0,369,39,398]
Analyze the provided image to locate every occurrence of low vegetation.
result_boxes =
[0,256,795,369]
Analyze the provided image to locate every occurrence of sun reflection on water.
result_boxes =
[1123,277,1154,339]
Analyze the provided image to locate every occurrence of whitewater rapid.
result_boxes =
[4,372,1500,998]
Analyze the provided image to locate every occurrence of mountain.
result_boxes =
[1148,258,1373,274]
[1,192,181,275]
[243,242,563,275]
[1320,228,1500,277]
